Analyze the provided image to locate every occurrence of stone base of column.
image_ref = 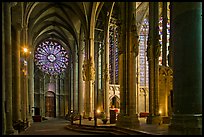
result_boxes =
[168,114,202,135]
[6,128,18,135]
[146,115,162,125]
[27,115,33,126]
[116,114,140,129]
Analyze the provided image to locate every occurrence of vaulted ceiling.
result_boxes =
[18,2,169,59]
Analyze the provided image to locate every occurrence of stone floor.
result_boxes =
[19,117,171,135]
[72,117,169,135]
[19,117,102,135]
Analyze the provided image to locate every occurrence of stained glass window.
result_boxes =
[34,40,69,75]
[158,17,170,66]
[109,25,119,84]
[139,18,149,87]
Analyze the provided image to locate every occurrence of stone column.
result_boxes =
[73,47,78,113]
[39,78,42,115]
[2,3,6,135]
[42,76,46,117]
[4,2,15,134]
[168,3,173,67]
[21,25,29,126]
[59,76,65,117]
[39,77,45,117]
[168,2,202,135]
[56,76,59,117]
[162,2,167,66]
[70,64,74,112]
[116,2,140,129]
[94,41,98,113]
[64,70,69,115]
[68,65,72,115]
[83,37,95,118]
[12,26,22,123]
[103,15,110,118]
[28,53,35,117]
[146,2,162,124]
[78,31,84,116]
[89,37,95,118]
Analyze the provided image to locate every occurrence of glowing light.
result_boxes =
[97,109,101,114]
[159,110,162,114]
[23,48,28,53]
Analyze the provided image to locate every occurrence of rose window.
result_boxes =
[34,40,69,75]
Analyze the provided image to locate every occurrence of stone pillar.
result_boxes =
[94,41,98,114]
[56,77,59,117]
[116,2,140,129]
[83,37,95,118]
[67,65,72,115]
[39,77,45,117]
[21,25,29,126]
[146,2,162,124]
[4,2,15,134]
[59,76,65,117]
[73,48,78,113]
[12,26,22,123]
[28,53,35,117]
[168,2,202,135]
[78,31,84,116]
[64,70,69,115]
[168,3,173,67]
[162,2,167,66]
[103,15,110,118]
[2,3,6,135]
[42,76,46,117]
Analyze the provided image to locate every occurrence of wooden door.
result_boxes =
[45,91,55,117]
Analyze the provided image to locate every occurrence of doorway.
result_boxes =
[45,91,56,117]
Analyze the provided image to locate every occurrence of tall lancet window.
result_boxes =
[139,18,149,88]
[109,23,119,85]
[34,40,69,75]
[158,17,170,66]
